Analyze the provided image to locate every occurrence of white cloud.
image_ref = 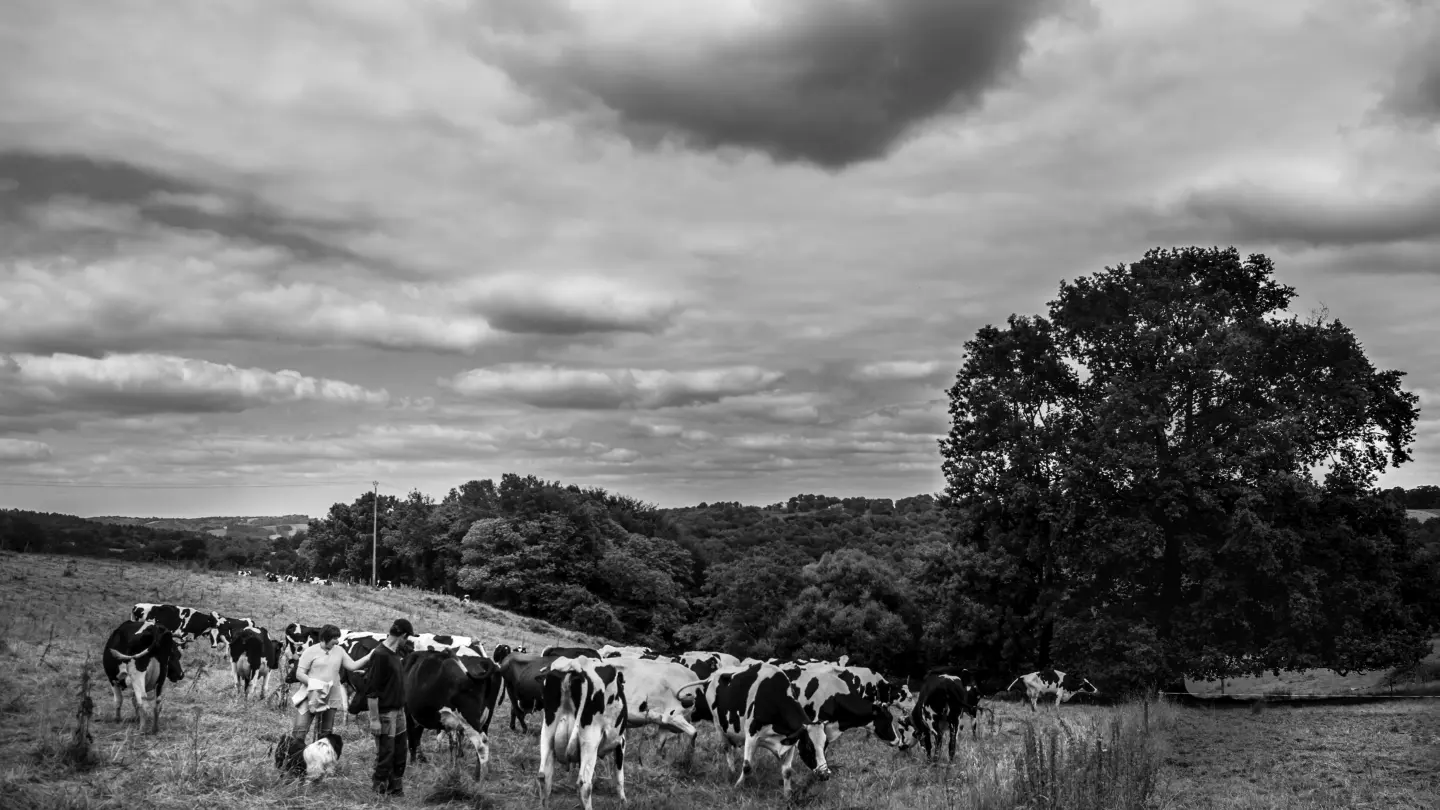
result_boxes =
[1,352,390,415]
[0,438,51,463]
[853,360,946,382]
[443,363,783,409]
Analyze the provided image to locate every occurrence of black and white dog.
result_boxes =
[302,733,344,782]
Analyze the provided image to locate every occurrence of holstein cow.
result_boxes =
[601,657,700,758]
[281,623,324,682]
[790,665,915,773]
[598,644,654,659]
[1008,670,1098,711]
[678,651,740,681]
[401,650,504,776]
[537,656,628,810]
[684,662,822,798]
[102,620,185,733]
[911,668,987,761]
[131,603,220,647]
[412,633,488,659]
[229,627,281,701]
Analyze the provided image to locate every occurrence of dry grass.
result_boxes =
[0,552,1166,809]
[1152,701,1440,809]
[1185,638,1440,698]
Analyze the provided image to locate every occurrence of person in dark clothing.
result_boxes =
[368,618,415,796]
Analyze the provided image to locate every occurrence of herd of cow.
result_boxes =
[100,598,1099,807]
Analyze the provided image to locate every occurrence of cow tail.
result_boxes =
[1006,678,1021,691]
[564,670,589,760]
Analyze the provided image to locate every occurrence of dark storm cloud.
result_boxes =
[1172,183,1440,248]
[0,150,367,264]
[520,0,1063,169]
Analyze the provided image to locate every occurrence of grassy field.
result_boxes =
[0,552,1434,809]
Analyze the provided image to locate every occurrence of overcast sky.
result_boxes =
[2,0,1439,519]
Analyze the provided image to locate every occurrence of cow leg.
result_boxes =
[613,735,627,804]
[439,707,490,781]
[536,720,557,806]
[1028,689,1039,712]
[776,742,799,798]
[111,682,125,723]
[946,717,958,761]
[735,734,759,789]
[806,724,831,778]
[576,728,600,810]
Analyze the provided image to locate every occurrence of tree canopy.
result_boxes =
[937,246,1435,689]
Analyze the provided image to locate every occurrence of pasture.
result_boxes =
[0,552,1434,809]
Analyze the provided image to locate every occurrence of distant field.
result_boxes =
[1406,509,1439,523]
[1185,639,1440,698]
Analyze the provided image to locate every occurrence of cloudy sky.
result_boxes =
[2,0,1439,519]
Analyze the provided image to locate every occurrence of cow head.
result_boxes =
[873,703,915,750]
[166,641,185,683]
[492,644,512,664]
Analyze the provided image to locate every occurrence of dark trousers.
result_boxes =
[373,709,408,790]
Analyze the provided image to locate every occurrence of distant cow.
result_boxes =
[790,665,914,772]
[403,650,504,777]
[230,627,281,701]
[103,620,185,733]
[687,662,821,798]
[912,668,985,760]
[237,569,253,577]
[266,572,280,582]
[678,651,740,681]
[309,577,332,586]
[598,644,654,659]
[1008,669,1098,711]
[537,656,628,810]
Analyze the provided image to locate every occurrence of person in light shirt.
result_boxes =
[280,624,373,774]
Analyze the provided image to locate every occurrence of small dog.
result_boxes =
[302,733,344,782]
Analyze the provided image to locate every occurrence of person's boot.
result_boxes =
[387,777,404,797]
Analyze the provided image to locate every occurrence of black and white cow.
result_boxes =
[685,662,822,798]
[229,627,281,701]
[131,603,220,647]
[401,649,504,777]
[309,577,333,586]
[598,644,654,659]
[237,569,253,577]
[281,623,324,683]
[678,651,741,681]
[266,572,280,582]
[1008,669,1098,711]
[103,620,185,733]
[790,665,914,773]
[537,656,628,810]
[412,633,488,659]
[911,668,986,760]
[601,657,700,748]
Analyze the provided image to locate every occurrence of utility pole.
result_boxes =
[371,481,379,588]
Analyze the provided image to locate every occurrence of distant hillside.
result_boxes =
[89,514,310,539]
[1407,509,1440,524]
[0,508,211,559]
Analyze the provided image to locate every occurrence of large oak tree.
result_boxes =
[939,247,1437,690]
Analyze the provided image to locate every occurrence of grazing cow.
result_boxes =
[309,577,333,586]
[497,652,560,732]
[541,646,602,659]
[461,595,471,604]
[789,666,914,773]
[602,657,700,746]
[237,569,253,577]
[229,627,281,701]
[131,603,222,647]
[537,656,628,810]
[598,644,654,659]
[401,650,504,776]
[678,651,741,681]
[379,580,394,590]
[212,614,259,646]
[911,668,986,760]
[412,633,488,659]
[102,620,185,733]
[266,572,280,582]
[1007,670,1098,711]
[686,662,822,797]
[302,733,344,782]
